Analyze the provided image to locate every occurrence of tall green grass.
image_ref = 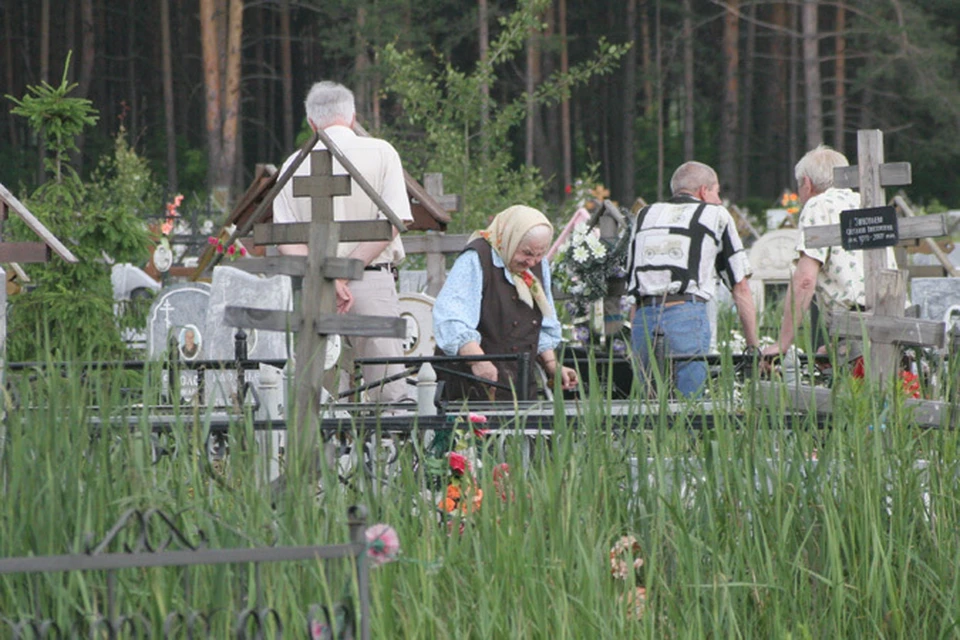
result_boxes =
[1,362,960,637]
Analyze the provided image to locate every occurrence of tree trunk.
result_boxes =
[65,1,76,82]
[219,0,243,205]
[833,3,846,153]
[621,0,637,202]
[802,0,822,147]
[655,0,663,200]
[559,0,571,191]
[77,0,95,98]
[766,2,790,193]
[479,0,490,159]
[161,0,178,193]
[40,0,50,83]
[739,1,757,198]
[682,0,694,160]
[200,0,223,197]
[127,0,138,140]
[525,25,539,168]
[640,0,653,116]
[355,5,370,123]
[719,0,739,197]
[5,2,19,147]
[279,0,294,151]
[788,4,799,179]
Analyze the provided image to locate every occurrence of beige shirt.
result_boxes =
[795,187,898,313]
[272,125,413,265]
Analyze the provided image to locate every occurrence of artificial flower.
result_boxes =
[365,523,400,567]
[448,452,469,477]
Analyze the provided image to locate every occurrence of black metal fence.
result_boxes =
[0,506,372,639]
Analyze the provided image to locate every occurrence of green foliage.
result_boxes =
[6,72,156,361]
[379,0,630,231]
[6,52,98,184]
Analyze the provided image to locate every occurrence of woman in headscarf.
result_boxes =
[433,205,579,401]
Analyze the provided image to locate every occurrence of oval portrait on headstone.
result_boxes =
[179,324,202,360]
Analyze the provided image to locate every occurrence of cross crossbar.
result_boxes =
[224,305,406,339]
[803,213,950,249]
[254,220,393,246]
[827,310,946,348]
[833,162,912,190]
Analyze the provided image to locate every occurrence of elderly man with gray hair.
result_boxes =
[626,160,759,397]
[273,81,414,405]
[762,145,898,372]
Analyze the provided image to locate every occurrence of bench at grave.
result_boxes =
[0,506,375,639]
[756,129,957,424]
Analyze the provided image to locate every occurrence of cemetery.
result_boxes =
[5,4,960,635]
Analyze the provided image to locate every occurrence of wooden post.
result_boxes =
[422,173,460,297]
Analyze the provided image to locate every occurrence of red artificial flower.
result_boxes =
[901,371,921,399]
[227,245,236,256]
[469,412,489,436]
[215,243,225,254]
[239,246,248,257]
[449,452,469,477]
[207,236,219,245]
[565,184,573,195]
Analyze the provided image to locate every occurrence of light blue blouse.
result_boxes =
[433,247,564,356]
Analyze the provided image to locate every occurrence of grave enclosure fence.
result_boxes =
[0,506,373,639]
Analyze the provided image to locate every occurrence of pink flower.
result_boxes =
[365,523,400,567]
[215,243,224,254]
[468,412,489,436]
[207,236,219,245]
[239,246,248,257]
[227,245,236,256]
[448,452,469,476]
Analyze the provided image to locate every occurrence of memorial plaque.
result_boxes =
[839,205,899,251]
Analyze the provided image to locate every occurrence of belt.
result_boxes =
[637,293,705,307]
[364,263,393,272]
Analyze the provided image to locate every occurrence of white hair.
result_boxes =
[670,161,718,196]
[304,81,355,128]
[795,145,849,193]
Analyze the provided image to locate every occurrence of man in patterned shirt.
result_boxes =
[762,145,897,368]
[627,161,759,397]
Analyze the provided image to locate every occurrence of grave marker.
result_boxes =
[225,141,407,463]
[804,130,950,383]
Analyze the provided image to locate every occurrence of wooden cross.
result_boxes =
[223,149,405,445]
[422,173,461,296]
[803,130,951,383]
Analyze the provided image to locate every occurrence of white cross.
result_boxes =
[158,298,175,330]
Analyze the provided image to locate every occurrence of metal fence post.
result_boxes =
[347,505,370,640]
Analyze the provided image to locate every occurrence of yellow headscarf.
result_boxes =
[469,205,555,318]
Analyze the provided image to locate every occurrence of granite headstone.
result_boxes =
[910,277,960,338]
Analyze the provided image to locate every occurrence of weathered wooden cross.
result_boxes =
[223,148,406,446]
[802,129,952,384]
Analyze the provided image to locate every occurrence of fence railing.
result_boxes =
[0,506,372,639]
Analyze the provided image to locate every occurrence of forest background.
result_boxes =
[2,0,960,230]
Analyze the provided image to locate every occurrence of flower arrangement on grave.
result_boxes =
[552,220,629,318]
[609,534,647,621]
[437,413,489,515]
[780,190,800,215]
[207,223,248,261]
[153,193,183,272]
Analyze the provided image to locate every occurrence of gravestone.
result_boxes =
[748,228,800,313]
[146,283,213,404]
[146,283,212,359]
[205,265,294,361]
[397,292,436,357]
[910,278,960,336]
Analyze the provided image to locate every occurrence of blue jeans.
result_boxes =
[632,301,711,397]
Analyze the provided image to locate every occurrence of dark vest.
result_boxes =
[437,239,544,402]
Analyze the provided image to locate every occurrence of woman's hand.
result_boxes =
[470,360,498,383]
[557,365,579,390]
